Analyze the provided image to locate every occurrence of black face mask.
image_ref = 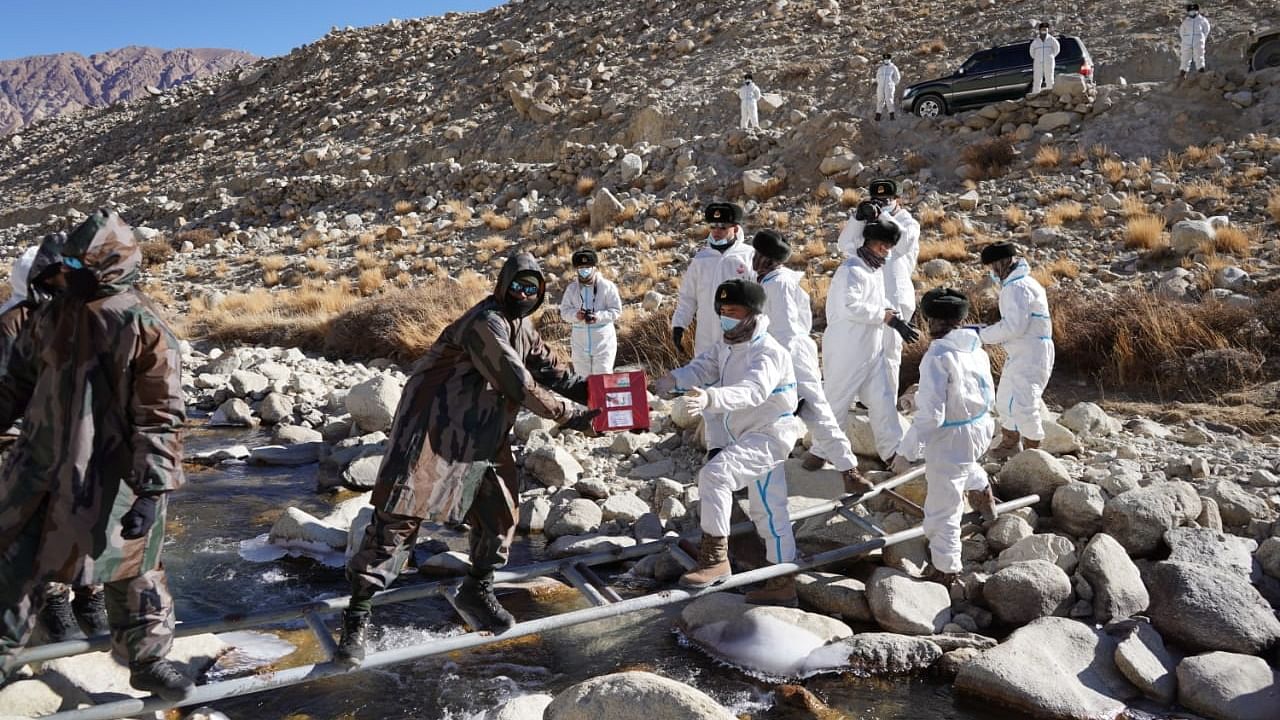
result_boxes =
[502,293,539,319]
[66,268,99,299]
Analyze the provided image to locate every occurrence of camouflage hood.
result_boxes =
[493,252,547,318]
[26,232,67,305]
[63,210,141,297]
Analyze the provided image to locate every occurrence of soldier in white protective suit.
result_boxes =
[1178,4,1211,76]
[559,248,622,376]
[750,230,873,494]
[1029,22,1061,95]
[874,53,901,121]
[672,202,755,358]
[739,73,762,130]
[978,242,1054,460]
[891,288,1000,584]
[655,279,804,607]
[823,216,918,465]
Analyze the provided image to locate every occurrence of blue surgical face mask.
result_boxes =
[719,315,742,332]
[989,270,1002,284]
[577,267,594,280]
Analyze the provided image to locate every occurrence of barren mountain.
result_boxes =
[0,45,256,134]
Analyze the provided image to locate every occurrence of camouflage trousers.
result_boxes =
[0,507,175,676]
[348,465,519,605]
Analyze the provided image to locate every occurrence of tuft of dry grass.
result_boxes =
[175,228,218,248]
[393,200,416,215]
[260,255,287,272]
[801,237,828,261]
[1033,145,1062,169]
[840,190,864,208]
[305,257,331,275]
[919,205,946,227]
[917,238,969,263]
[1124,215,1167,250]
[1032,257,1080,287]
[444,199,474,224]
[592,231,619,250]
[357,268,385,295]
[183,264,200,279]
[481,210,514,231]
[140,239,175,267]
[940,217,966,238]
[299,229,329,251]
[1212,225,1251,257]
[575,176,597,197]
[803,202,823,226]
[1120,195,1147,218]
[354,250,382,271]
[905,151,930,173]
[1044,201,1084,227]
[1100,158,1126,184]
[916,38,947,55]
[1003,205,1027,226]
[960,137,1016,180]
[1182,180,1227,204]
[615,308,682,376]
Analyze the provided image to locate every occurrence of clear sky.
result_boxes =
[0,1,505,61]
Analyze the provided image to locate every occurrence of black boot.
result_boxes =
[39,592,85,643]
[874,112,882,122]
[889,112,896,120]
[72,588,109,638]
[335,610,369,667]
[451,574,515,633]
[129,658,195,701]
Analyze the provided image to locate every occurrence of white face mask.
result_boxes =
[1188,11,1197,17]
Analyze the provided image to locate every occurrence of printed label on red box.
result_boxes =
[606,392,631,408]
[607,409,634,428]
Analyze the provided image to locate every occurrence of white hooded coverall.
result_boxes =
[979,259,1054,442]
[671,315,803,563]
[759,266,857,472]
[836,207,921,397]
[559,275,623,376]
[672,235,756,357]
[739,81,762,130]
[875,61,901,114]
[823,248,906,461]
[1029,34,1061,94]
[897,327,996,574]
[1179,14,1211,72]
[0,246,37,318]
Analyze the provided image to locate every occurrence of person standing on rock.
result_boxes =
[560,248,623,376]
[874,52,901,121]
[655,279,805,606]
[672,202,755,358]
[978,242,1054,460]
[0,233,111,646]
[822,215,916,469]
[338,253,599,665]
[750,230,869,493]
[891,288,999,584]
[0,211,193,700]
[1178,4,1211,77]
[1029,22,1061,95]
[739,73,762,131]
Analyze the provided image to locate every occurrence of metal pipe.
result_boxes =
[560,564,609,607]
[17,468,925,665]
[44,493,1036,720]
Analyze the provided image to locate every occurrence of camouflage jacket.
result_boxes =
[372,253,588,521]
[0,212,185,585]
[0,234,63,376]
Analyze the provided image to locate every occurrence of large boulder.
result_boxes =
[600,493,650,524]
[1077,534,1148,623]
[866,568,951,635]
[1058,402,1120,438]
[983,560,1073,626]
[345,374,404,433]
[525,446,584,487]
[1147,561,1280,654]
[986,513,1035,552]
[1259,537,1280,579]
[814,633,943,675]
[1205,480,1274,526]
[1114,622,1178,706]
[846,412,910,458]
[1171,219,1216,256]
[997,450,1071,510]
[1176,652,1280,720]
[490,693,554,720]
[1101,482,1202,556]
[795,572,873,623]
[543,671,735,720]
[1164,527,1257,580]
[544,499,603,540]
[1051,482,1106,537]
[996,533,1078,573]
[955,617,1137,720]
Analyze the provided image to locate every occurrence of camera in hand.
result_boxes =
[584,311,598,324]
[854,199,885,223]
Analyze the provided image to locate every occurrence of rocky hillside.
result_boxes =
[0,46,255,135]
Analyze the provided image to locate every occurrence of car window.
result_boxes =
[991,43,1031,70]
[959,53,989,74]
[1059,38,1084,61]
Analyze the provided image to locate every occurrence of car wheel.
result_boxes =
[1252,39,1280,71]
[914,95,945,118]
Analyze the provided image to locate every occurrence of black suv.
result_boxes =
[901,36,1094,117]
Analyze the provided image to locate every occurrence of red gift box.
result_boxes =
[587,371,651,433]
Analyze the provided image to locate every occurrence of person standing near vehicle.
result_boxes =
[560,248,622,376]
[1178,4,1211,76]
[1029,22,1061,94]
[874,52,901,121]
[739,73,762,130]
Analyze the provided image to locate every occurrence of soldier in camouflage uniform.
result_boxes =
[337,252,598,665]
[0,211,193,700]
[0,233,111,644]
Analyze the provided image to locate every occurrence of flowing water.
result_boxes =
[169,428,1011,719]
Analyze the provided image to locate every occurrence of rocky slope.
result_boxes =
[0,46,256,135]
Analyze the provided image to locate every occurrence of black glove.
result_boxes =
[795,398,808,417]
[888,315,921,344]
[672,327,686,350]
[584,311,598,324]
[560,408,601,434]
[854,200,882,223]
[120,495,160,540]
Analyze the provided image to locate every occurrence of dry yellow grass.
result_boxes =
[917,38,947,54]
[305,257,331,275]
[1087,205,1107,228]
[801,237,828,260]
[299,229,329,251]
[1182,144,1211,165]
[1212,226,1251,257]
[1121,195,1147,218]
[1182,180,1228,204]
[940,217,965,238]
[905,151,929,173]
[183,265,200,279]
[575,176,597,197]
[592,231,619,250]
[214,261,229,278]
[653,203,673,222]
[918,238,969,263]
[840,190,864,208]
[919,205,946,227]
[357,268,385,295]
[476,235,507,253]
[1033,145,1062,169]
[1100,158,1126,184]
[1269,190,1280,224]
[804,202,823,226]
[260,255,287,272]
[1124,215,1166,249]
[1003,205,1027,226]
[354,250,382,270]
[653,234,679,250]
[1044,201,1084,227]
[393,200,416,215]
[1032,258,1081,287]
[481,210,514,231]
[444,199,473,224]
[770,210,791,229]
[1160,150,1184,174]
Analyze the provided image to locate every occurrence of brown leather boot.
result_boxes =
[1022,438,1041,451]
[923,565,958,587]
[679,534,731,588]
[966,484,1000,524]
[987,429,1023,461]
[801,452,828,471]
[842,468,875,495]
[745,575,799,607]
